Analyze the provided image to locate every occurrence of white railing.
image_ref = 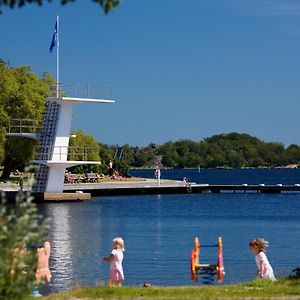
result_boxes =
[8,119,41,134]
[48,83,114,100]
[34,146,99,161]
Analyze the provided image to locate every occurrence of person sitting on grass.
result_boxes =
[83,172,89,182]
[111,171,122,180]
[96,172,105,180]
[64,172,72,183]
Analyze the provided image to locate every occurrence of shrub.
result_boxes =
[0,192,49,299]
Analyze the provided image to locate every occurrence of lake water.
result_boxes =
[42,169,300,294]
[129,168,300,185]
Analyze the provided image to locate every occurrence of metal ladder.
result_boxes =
[186,183,193,194]
[32,100,61,192]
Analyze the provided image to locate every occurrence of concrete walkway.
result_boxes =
[0,178,188,192]
[0,182,31,192]
[64,178,188,191]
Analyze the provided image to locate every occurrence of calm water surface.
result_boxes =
[129,168,300,185]
[42,169,300,293]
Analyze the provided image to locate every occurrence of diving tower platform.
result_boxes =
[7,84,115,194]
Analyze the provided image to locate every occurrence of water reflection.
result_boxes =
[47,204,74,292]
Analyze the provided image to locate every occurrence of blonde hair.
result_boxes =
[113,237,125,252]
[249,238,269,252]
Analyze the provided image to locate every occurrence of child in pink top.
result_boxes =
[249,238,276,281]
[103,237,125,287]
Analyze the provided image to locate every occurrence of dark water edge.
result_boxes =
[129,168,300,185]
[40,169,300,294]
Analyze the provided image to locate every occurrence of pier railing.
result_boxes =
[34,146,100,162]
[48,83,114,100]
[8,119,42,134]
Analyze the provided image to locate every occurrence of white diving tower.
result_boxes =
[8,84,114,194]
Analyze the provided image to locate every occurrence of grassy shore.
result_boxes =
[41,278,300,300]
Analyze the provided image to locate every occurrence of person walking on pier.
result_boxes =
[18,172,24,191]
[103,237,125,287]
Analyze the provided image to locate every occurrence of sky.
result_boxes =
[1,0,300,147]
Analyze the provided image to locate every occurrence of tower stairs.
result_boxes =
[32,100,61,192]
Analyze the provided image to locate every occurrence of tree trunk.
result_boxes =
[0,159,14,179]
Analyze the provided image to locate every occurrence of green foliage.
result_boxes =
[68,130,101,173]
[113,159,129,177]
[0,127,5,163]
[158,133,300,168]
[0,60,54,178]
[69,130,100,161]
[2,137,37,176]
[0,0,121,14]
[0,193,49,300]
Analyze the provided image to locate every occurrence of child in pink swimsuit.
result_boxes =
[103,237,125,287]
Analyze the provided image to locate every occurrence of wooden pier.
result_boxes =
[63,181,300,196]
[1,180,300,202]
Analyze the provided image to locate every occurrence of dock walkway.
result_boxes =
[1,179,300,201]
[63,179,300,196]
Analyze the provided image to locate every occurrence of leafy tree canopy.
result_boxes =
[0,0,121,14]
[100,133,300,170]
[68,130,101,173]
[0,60,54,178]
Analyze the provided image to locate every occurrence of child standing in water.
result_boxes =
[103,237,125,287]
[32,241,52,297]
[35,241,52,284]
[249,238,276,281]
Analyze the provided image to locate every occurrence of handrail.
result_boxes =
[8,118,41,134]
[48,83,114,100]
[34,146,99,161]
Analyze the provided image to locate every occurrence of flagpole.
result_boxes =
[56,15,60,97]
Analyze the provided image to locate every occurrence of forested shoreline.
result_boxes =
[97,132,300,171]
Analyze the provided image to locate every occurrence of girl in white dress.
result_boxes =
[249,238,276,281]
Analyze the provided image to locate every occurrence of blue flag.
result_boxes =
[49,21,57,53]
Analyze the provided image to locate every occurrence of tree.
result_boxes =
[0,127,5,163]
[98,142,115,171]
[285,145,300,164]
[0,61,53,179]
[68,130,101,173]
[0,0,121,15]
[227,150,245,168]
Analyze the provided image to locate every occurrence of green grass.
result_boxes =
[40,278,300,300]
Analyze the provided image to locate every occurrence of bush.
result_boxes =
[0,192,49,299]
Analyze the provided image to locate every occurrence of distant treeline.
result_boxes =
[102,133,300,170]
